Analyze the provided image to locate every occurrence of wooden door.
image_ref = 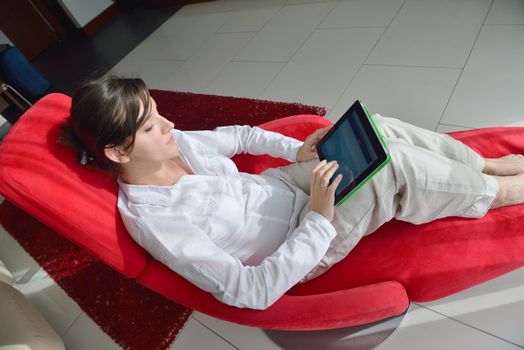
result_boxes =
[0,0,60,59]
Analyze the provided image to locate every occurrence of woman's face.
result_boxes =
[125,98,179,164]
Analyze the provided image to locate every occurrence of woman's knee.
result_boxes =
[372,114,407,142]
[385,141,422,183]
[386,140,411,160]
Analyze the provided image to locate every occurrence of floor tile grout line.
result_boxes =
[255,62,287,100]
[191,316,241,350]
[240,0,339,64]
[285,0,335,7]
[150,12,200,38]
[60,310,85,338]
[217,4,285,36]
[215,5,272,35]
[149,59,186,63]
[362,0,407,63]
[230,2,288,63]
[27,266,89,340]
[169,314,200,349]
[317,0,340,29]
[198,0,301,15]
[254,0,339,99]
[484,23,524,26]
[363,63,462,71]
[200,31,259,94]
[166,10,238,71]
[187,0,246,16]
[437,122,475,130]
[176,2,205,16]
[16,262,41,284]
[415,303,524,349]
[214,5,396,35]
[372,309,410,349]
[436,0,495,128]
[318,25,392,30]
[203,3,287,93]
[328,0,408,118]
[229,59,289,64]
[217,30,262,34]
[172,9,257,93]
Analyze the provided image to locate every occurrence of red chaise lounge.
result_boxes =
[0,93,523,330]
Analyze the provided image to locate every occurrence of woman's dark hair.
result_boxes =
[60,75,151,172]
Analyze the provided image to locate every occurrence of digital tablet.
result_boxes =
[316,100,390,206]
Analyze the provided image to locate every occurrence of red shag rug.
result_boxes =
[148,89,326,130]
[0,89,325,350]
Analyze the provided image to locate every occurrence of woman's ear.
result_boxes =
[104,146,130,164]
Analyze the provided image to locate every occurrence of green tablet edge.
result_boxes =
[335,104,391,207]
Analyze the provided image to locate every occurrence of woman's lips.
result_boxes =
[167,134,174,145]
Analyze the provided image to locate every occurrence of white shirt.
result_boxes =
[117,125,337,310]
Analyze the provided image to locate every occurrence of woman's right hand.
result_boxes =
[310,160,343,222]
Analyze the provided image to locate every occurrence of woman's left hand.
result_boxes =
[296,126,332,162]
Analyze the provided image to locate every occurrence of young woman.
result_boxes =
[61,75,524,310]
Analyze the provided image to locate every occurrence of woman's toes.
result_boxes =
[499,154,524,160]
[484,155,524,175]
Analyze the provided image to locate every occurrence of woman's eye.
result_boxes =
[145,125,153,132]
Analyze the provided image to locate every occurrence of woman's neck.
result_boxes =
[120,158,187,186]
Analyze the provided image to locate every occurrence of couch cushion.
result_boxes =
[0,94,147,277]
[138,258,409,330]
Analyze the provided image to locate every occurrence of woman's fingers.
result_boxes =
[312,160,332,180]
[312,159,327,173]
[307,126,333,149]
[318,125,332,134]
[321,161,339,187]
[312,160,339,187]
[313,126,330,139]
[314,126,332,141]
[328,174,343,194]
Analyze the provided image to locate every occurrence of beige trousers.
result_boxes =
[278,115,499,281]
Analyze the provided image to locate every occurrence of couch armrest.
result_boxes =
[139,259,408,330]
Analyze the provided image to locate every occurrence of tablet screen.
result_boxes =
[320,109,379,196]
[316,100,389,204]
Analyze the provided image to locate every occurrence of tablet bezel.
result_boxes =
[315,100,389,206]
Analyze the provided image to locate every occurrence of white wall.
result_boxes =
[0,30,13,45]
[56,0,112,28]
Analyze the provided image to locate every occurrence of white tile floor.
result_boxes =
[1,0,524,349]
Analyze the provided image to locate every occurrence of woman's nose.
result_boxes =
[161,118,174,133]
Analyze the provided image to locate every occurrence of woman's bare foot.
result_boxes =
[492,173,524,208]
[483,155,524,176]
[499,154,524,161]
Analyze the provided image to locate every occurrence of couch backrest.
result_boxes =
[0,93,147,277]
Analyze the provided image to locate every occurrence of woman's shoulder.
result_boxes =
[116,177,179,206]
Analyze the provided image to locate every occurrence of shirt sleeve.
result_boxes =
[185,125,304,162]
[137,211,336,310]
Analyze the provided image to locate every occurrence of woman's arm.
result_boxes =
[137,211,336,310]
[185,125,304,162]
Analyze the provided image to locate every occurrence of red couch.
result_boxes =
[0,93,523,330]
